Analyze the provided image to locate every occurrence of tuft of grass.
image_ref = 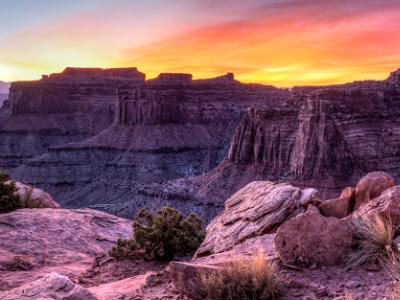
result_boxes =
[347,213,400,280]
[200,254,284,300]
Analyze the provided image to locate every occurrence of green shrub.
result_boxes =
[0,172,22,213]
[109,206,205,261]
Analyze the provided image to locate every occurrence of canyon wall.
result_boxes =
[0,68,144,169]
[168,76,400,208]
[2,67,400,221]
[10,72,288,219]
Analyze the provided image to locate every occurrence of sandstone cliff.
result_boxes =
[2,67,400,222]
[0,68,144,169]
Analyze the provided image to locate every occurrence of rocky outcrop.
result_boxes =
[0,208,131,291]
[274,205,352,267]
[354,171,396,209]
[355,186,400,226]
[0,272,97,300]
[12,181,60,208]
[195,181,317,257]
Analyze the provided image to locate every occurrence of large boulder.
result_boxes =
[0,208,131,290]
[354,172,395,209]
[12,181,60,208]
[0,272,97,300]
[274,206,352,267]
[318,195,354,218]
[195,181,318,256]
[354,186,400,226]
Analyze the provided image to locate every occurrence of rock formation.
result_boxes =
[1,67,400,223]
[0,208,131,291]
[0,272,97,300]
[0,68,144,170]
[162,72,400,210]
[11,181,60,208]
[195,181,317,256]
[170,173,400,299]
[7,70,285,219]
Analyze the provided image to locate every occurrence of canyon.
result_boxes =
[1,67,400,221]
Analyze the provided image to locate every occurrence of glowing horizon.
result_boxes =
[1,0,400,87]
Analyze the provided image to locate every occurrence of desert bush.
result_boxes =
[109,206,205,261]
[0,172,22,213]
[347,214,400,276]
[200,254,284,300]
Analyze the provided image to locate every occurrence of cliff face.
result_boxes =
[2,67,400,222]
[10,72,288,218]
[176,78,400,205]
[0,68,145,169]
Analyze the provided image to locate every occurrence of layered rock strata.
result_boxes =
[0,68,145,169]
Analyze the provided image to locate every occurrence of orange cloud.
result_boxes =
[1,0,400,86]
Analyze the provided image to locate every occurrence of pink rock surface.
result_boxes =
[195,181,317,257]
[0,272,97,300]
[0,208,131,291]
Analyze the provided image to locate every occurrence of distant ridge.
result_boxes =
[0,81,10,94]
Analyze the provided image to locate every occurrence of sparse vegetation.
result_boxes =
[200,254,284,300]
[109,206,205,261]
[0,172,22,213]
[347,213,400,278]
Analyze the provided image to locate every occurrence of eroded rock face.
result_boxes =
[11,74,286,219]
[0,272,97,300]
[195,181,317,257]
[0,68,145,170]
[0,208,131,291]
[274,205,352,267]
[169,76,400,209]
[354,186,400,226]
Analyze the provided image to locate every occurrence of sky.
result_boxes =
[1,0,400,86]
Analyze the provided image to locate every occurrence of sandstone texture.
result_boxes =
[0,208,131,290]
[354,171,396,209]
[274,205,352,267]
[195,181,317,256]
[0,272,97,300]
[354,186,400,226]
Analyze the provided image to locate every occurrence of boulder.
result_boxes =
[169,262,219,300]
[318,195,354,218]
[355,172,395,209]
[12,181,60,208]
[0,272,97,300]
[195,181,318,257]
[274,206,352,267]
[354,186,400,226]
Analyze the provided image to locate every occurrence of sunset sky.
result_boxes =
[1,0,400,86]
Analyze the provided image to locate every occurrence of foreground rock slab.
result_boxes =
[0,272,97,300]
[0,208,131,290]
[195,181,317,256]
[275,205,352,267]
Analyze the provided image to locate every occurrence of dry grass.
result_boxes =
[200,254,284,300]
[347,214,400,280]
